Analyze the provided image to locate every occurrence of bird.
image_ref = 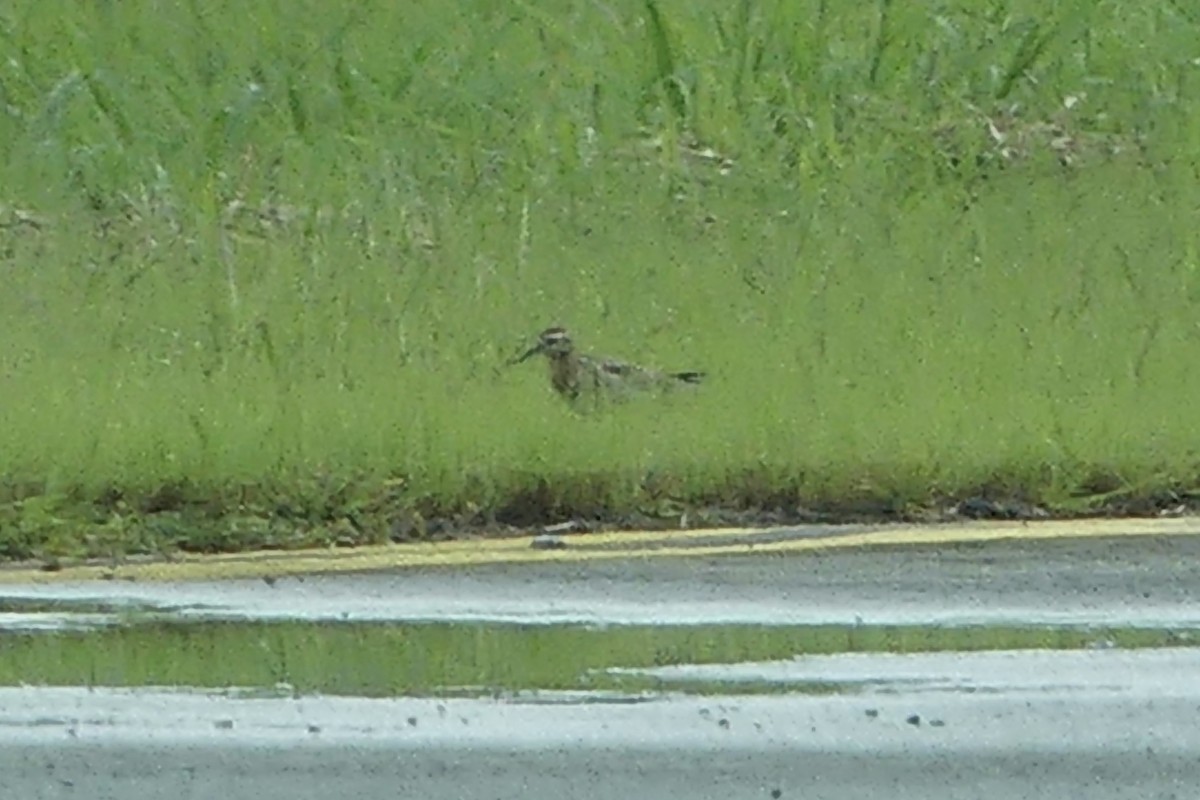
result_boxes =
[508,326,704,407]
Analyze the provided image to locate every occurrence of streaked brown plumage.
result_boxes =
[508,327,704,406]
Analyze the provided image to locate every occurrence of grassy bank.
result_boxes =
[2,0,1199,560]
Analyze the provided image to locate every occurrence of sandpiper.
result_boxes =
[508,327,704,406]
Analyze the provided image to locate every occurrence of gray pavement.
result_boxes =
[2,533,1198,627]
[2,532,1200,798]
[1,670,1197,800]
[11,742,1195,800]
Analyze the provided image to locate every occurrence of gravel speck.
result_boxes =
[530,534,567,550]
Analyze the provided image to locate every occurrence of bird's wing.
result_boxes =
[597,358,638,376]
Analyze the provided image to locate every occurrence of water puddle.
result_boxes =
[0,610,1196,698]
[606,646,1200,697]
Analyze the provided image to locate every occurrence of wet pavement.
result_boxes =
[2,527,1199,798]
[1,533,1197,627]
[2,670,1197,800]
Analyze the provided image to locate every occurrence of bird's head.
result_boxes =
[508,326,574,364]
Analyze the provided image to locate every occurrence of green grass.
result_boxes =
[2,0,1200,559]
[1,618,1193,696]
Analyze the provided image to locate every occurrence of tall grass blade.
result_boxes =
[643,0,687,124]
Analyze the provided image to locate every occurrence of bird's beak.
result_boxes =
[506,342,544,366]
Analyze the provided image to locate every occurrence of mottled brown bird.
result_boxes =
[509,327,704,406]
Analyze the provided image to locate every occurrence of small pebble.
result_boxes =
[530,534,567,550]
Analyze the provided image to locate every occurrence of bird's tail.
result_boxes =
[671,371,705,384]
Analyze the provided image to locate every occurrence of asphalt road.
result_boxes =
[2,670,1197,800]
[2,527,1200,798]
[2,532,1199,626]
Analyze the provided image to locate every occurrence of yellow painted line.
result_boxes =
[0,517,1196,585]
